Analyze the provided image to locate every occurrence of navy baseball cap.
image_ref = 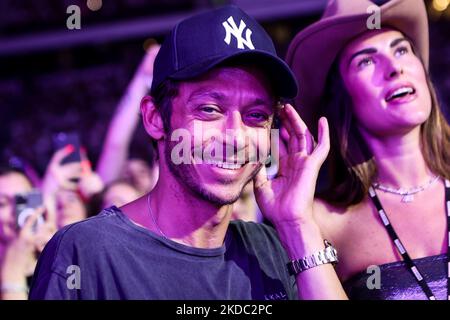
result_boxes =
[150,5,298,99]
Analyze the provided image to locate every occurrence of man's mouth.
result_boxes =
[385,85,416,102]
[204,159,249,170]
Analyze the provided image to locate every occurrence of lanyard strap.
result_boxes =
[368,178,450,300]
[446,179,450,300]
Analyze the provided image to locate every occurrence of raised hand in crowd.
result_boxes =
[96,44,160,186]
[41,145,83,196]
[41,145,100,228]
[78,147,104,200]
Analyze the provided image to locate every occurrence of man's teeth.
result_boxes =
[386,87,415,101]
[207,160,244,169]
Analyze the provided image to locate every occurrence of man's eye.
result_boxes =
[245,112,271,126]
[248,112,268,120]
[200,106,219,114]
[357,57,373,68]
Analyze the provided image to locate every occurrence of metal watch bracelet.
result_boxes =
[287,240,338,276]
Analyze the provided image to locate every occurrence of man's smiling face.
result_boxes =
[163,66,275,206]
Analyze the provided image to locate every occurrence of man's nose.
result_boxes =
[224,111,247,147]
[218,111,250,163]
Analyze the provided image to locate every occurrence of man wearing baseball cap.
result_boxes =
[30,5,330,300]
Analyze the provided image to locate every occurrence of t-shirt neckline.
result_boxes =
[106,206,232,257]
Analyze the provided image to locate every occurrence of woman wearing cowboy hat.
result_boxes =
[284,0,450,299]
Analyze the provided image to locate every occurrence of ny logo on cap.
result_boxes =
[222,16,255,50]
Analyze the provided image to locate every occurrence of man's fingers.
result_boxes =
[283,104,309,153]
[313,117,330,163]
[279,106,299,153]
[280,126,290,145]
[253,163,269,190]
[278,126,289,159]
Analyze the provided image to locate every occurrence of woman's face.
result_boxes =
[0,172,32,243]
[122,159,158,195]
[56,189,87,227]
[102,182,140,209]
[338,29,431,136]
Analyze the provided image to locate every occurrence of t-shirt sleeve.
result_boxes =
[29,269,77,300]
[229,221,298,300]
[29,226,81,300]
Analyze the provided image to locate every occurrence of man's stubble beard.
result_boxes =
[164,138,263,206]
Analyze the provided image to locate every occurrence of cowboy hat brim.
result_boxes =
[286,0,429,131]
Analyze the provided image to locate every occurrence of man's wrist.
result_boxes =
[287,239,338,275]
[274,219,326,260]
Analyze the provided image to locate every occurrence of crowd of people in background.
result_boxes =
[0,46,147,299]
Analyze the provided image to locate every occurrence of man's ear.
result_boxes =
[141,96,165,140]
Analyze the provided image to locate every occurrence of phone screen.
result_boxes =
[14,190,45,231]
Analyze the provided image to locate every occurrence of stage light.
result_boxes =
[432,0,449,12]
[87,0,103,12]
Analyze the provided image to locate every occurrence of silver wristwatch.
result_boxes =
[287,240,338,276]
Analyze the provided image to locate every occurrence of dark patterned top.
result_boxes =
[343,254,447,300]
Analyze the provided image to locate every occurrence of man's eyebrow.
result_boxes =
[246,98,274,108]
[390,37,408,48]
[187,90,273,109]
[187,90,226,102]
[348,47,377,66]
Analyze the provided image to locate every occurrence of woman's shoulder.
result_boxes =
[313,197,370,217]
[313,198,347,220]
[312,197,371,236]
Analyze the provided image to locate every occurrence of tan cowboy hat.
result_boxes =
[286,0,429,130]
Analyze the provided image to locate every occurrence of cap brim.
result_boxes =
[169,50,298,99]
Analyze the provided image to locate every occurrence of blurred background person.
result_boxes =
[120,158,158,196]
[0,167,55,300]
[101,180,141,209]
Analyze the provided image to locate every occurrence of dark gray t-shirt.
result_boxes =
[29,207,297,300]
